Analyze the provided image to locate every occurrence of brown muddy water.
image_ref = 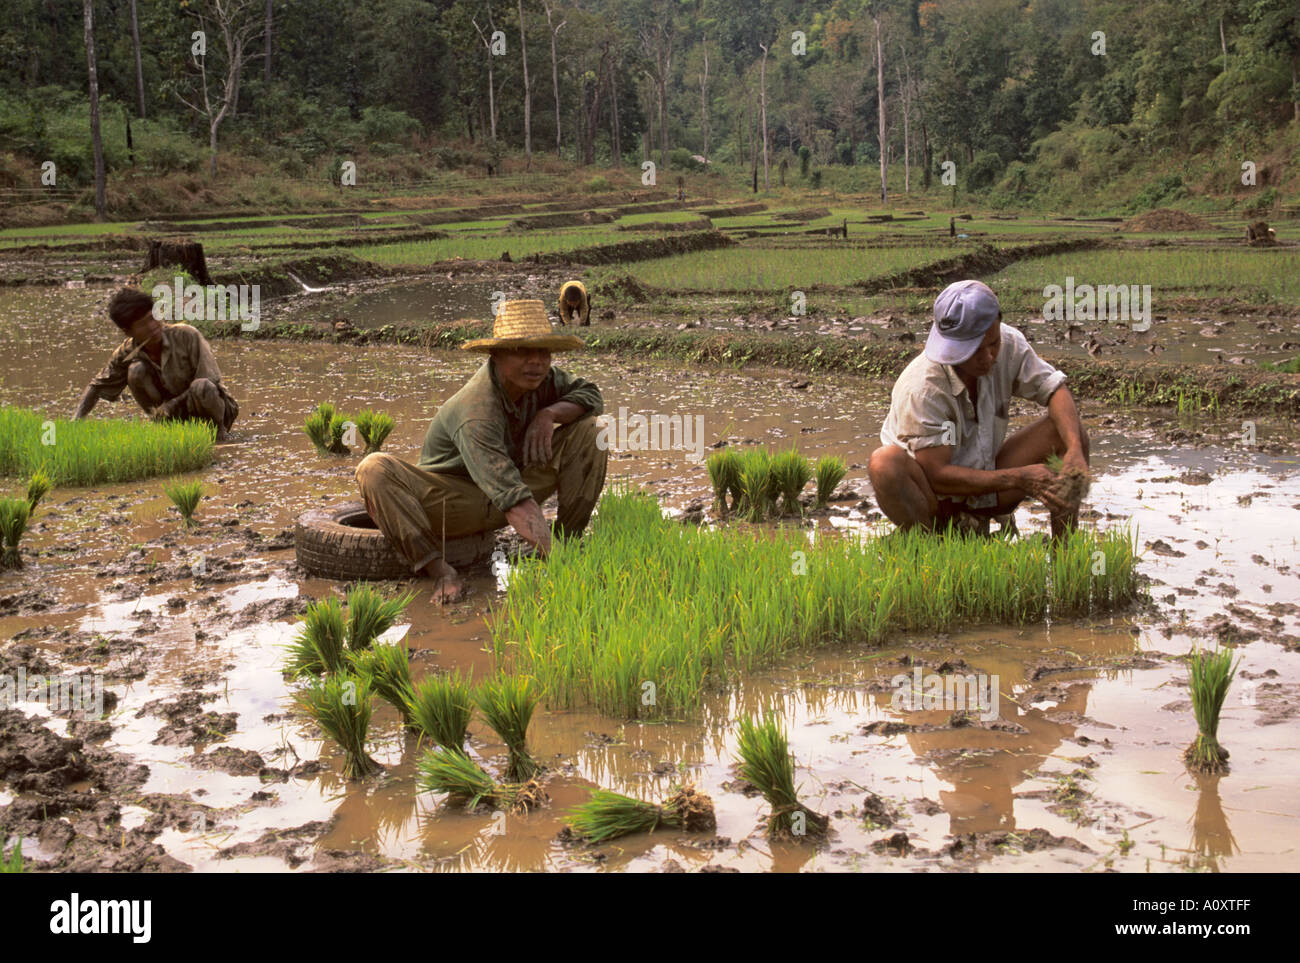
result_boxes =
[1,285,1298,873]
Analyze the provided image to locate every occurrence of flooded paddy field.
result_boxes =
[2,277,1297,873]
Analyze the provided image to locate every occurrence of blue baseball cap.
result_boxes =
[925,280,1001,365]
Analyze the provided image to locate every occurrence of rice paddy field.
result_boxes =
[0,181,1297,879]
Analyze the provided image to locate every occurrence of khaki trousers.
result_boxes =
[354,415,608,573]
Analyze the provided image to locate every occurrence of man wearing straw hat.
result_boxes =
[558,279,591,326]
[868,279,1090,537]
[356,299,606,603]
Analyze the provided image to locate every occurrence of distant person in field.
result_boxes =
[356,300,607,604]
[73,288,239,442]
[557,280,591,326]
[869,279,1090,538]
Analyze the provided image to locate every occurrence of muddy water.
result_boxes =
[2,285,1298,872]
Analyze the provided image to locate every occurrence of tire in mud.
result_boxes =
[294,501,496,581]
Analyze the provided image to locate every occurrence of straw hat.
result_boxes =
[461,299,585,353]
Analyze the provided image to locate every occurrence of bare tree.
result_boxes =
[264,0,272,83]
[472,4,501,144]
[873,10,887,203]
[698,33,710,166]
[84,0,106,219]
[542,0,565,156]
[896,46,912,193]
[638,15,673,167]
[758,41,770,190]
[176,0,265,177]
[518,0,532,167]
[129,0,145,117]
[609,44,621,165]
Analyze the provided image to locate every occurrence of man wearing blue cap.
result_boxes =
[869,279,1090,537]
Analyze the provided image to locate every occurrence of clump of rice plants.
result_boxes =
[1183,647,1240,774]
[813,456,847,508]
[25,468,51,512]
[407,671,474,754]
[162,478,204,527]
[474,675,542,781]
[706,449,741,516]
[770,447,813,515]
[350,642,416,729]
[735,713,828,839]
[565,785,716,843]
[354,410,395,453]
[0,498,31,570]
[0,406,214,485]
[417,748,548,813]
[304,402,349,454]
[284,596,348,677]
[735,448,774,522]
[344,583,413,651]
[294,673,382,780]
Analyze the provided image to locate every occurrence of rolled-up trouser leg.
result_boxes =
[521,414,608,538]
[356,453,505,573]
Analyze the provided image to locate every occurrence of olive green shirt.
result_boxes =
[418,360,603,512]
[90,322,233,403]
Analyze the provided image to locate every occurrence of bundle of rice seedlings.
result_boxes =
[417,748,549,813]
[736,449,774,522]
[735,713,828,839]
[350,642,416,728]
[0,498,31,570]
[475,675,542,781]
[813,456,847,508]
[284,596,348,676]
[565,784,717,842]
[770,448,813,515]
[354,410,395,453]
[407,670,474,753]
[25,468,51,513]
[162,478,204,527]
[295,673,382,780]
[705,449,741,516]
[1183,647,1239,774]
[344,583,413,650]
[304,402,350,454]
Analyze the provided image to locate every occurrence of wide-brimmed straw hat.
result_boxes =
[460,299,585,353]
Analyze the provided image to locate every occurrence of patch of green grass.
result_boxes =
[0,498,31,570]
[407,670,474,754]
[294,673,382,780]
[1184,646,1239,774]
[0,407,214,485]
[1262,355,1300,374]
[474,675,542,782]
[490,487,1140,718]
[162,478,204,527]
[1,836,24,873]
[735,713,828,839]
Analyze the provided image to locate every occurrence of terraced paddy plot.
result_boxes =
[360,229,671,267]
[489,488,1139,718]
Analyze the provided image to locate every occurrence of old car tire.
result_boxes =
[294,501,495,581]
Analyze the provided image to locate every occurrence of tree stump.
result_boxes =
[142,239,212,284]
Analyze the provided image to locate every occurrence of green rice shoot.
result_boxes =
[349,642,416,728]
[284,596,348,677]
[344,583,414,651]
[162,478,204,526]
[1,836,23,873]
[736,713,828,839]
[813,456,847,508]
[565,785,716,842]
[1184,646,1240,774]
[736,448,774,522]
[417,748,548,813]
[770,447,813,515]
[25,468,51,512]
[354,410,396,453]
[706,449,741,516]
[294,672,382,780]
[304,402,349,454]
[474,675,543,782]
[407,670,474,754]
[0,498,31,569]
[0,406,214,485]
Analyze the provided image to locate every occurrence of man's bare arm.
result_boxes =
[1047,386,1088,471]
[73,385,101,420]
[504,497,552,557]
[523,400,587,466]
[914,445,1068,512]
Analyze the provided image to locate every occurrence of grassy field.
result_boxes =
[360,229,673,267]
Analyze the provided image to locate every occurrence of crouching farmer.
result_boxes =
[356,300,607,603]
[558,280,591,326]
[868,280,1090,537]
[73,287,239,440]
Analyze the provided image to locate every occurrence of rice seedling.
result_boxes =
[294,673,382,780]
[474,675,542,782]
[705,449,741,516]
[354,410,395,453]
[1,836,23,873]
[344,583,414,651]
[25,468,51,512]
[0,406,214,485]
[1183,647,1240,774]
[349,642,416,729]
[813,456,847,508]
[0,498,31,569]
[770,448,813,515]
[304,402,350,454]
[162,478,204,527]
[735,713,828,839]
[735,448,775,522]
[417,748,548,813]
[407,670,474,754]
[565,785,716,843]
[284,596,348,677]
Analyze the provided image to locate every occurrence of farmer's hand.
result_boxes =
[523,410,556,467]
[1062,447,1089,478]
[1015,464,1070,515]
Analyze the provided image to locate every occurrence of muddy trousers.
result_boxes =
[127,361,238,432]
[354,415,608,574]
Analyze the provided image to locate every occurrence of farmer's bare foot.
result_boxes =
[431,576,466,604]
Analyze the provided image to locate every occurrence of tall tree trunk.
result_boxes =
[700,37,709,165]
[84,0,106,220]
[473,13,498,143]
[543,2,564,156]
[897,50,911,193]
[921,116,931,188]
[519,0,531,168]
[874,14,887,203]
[609,55,621,165]
[130,0,145,117]
[1293,51,1299,122]
[758,42,769,190]
[265,0,272,84]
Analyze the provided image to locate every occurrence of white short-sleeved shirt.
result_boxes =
[879,324,1067,509]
